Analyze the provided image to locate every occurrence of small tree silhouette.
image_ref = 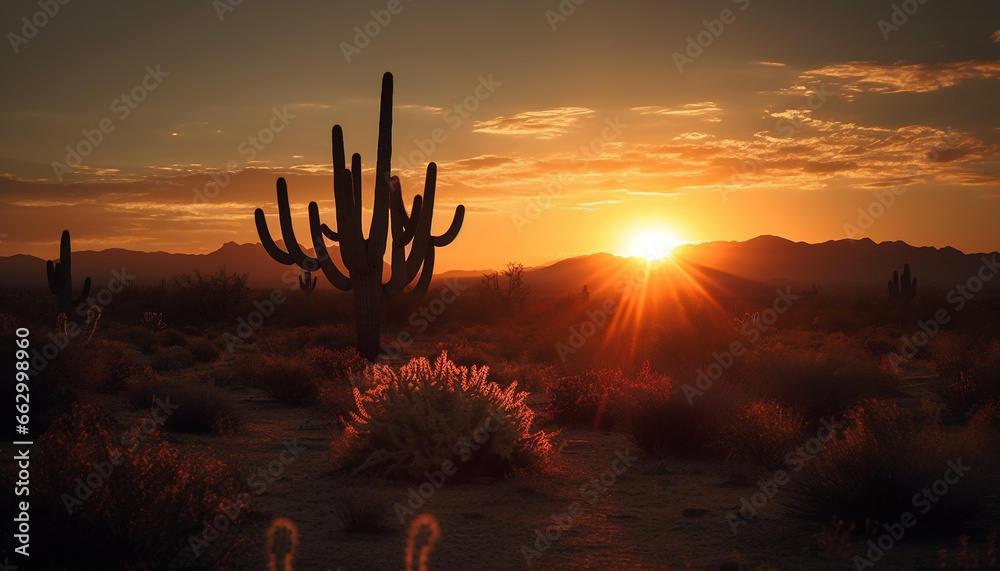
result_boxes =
[479,262,529,310]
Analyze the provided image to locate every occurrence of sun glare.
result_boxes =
[625,228,687,261]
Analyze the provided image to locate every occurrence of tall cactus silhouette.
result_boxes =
[888,263,917,321]
[255,72,465,360]
[46,230,91,315]
[298,270,317,295]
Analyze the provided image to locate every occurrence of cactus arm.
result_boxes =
[332,127,368,275]
[308,202,352,291]
[407,245,436,302]
[320,223,339,241]
[255,179,298,266]
[431,205,465,247]
[366,72,393,270]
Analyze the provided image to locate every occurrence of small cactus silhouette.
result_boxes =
[582,284,589,303]
[888,263,917,322]
[46,230,91,315]
[405,513,441,571]
[298,270,318,295]
[266,517,299,571]
[888,263,916,301]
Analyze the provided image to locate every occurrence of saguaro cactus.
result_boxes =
[888,263,917,321]
[46,230,91,315]
[298,270,317,295]
[255,72,465,361]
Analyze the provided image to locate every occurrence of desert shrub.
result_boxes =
[935,339,1000,421]
[157,327,188,348]
[170,267,251,323]
[106,324,159,353]
[77,339,152,393]
[490,360,555,392]
[308,347,369,419]
[164,382,244,434]
[786,400,999,533]
[334,490,395,533]
[246,354,320,405]
[127,378,242,433]
[307,324,355,350]
[334,352,556,479]
[150,345,196,372]
[546,368,629,429]
[436,337,496,368]
[736,335,899,421]
[188,336,222,363]
[615,369,742,458]
[717,400,806,469]
[1,403,250,569]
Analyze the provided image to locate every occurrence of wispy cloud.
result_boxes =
[472,107,594,139]
[788,60,1000,96]
[631,102,722,123]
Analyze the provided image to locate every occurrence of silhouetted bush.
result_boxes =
[546,368,628,429]
[717,400,806,469]
[334,353,556,479]
[786,400,999,533]
[188,336,222,363]
[150,345,196,372]
[615,368,742,458]
[246,354,320,405]
[935,339,1000,422]
[1,403,250,569]
[334,490,395,533]
[77,339,152,393]
[735,334,899,420]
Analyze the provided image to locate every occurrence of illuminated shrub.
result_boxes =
[335,352,556,479]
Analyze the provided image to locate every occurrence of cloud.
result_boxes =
[631,102,722,122]
[471,107,594,139]
[788,60,1000,96]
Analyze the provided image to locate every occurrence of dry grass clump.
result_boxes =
[717,400,807,469]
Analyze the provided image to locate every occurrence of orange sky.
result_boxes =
[1,1,999,271]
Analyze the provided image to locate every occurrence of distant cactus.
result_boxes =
[46,230,91,315]
[888,263,916,321]
[298,270,317,295]
[255,72,464,361]
[888,263,917,302]
[140,311,166,331]
[582,284,589,303]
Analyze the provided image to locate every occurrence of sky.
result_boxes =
[1,0,998,271]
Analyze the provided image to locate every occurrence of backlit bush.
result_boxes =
[246,354,320,405]
[335,352,556,479]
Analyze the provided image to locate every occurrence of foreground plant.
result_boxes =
[256,72,465,360]
[335,352,555,479]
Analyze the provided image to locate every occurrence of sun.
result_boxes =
[625,227,687,260]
